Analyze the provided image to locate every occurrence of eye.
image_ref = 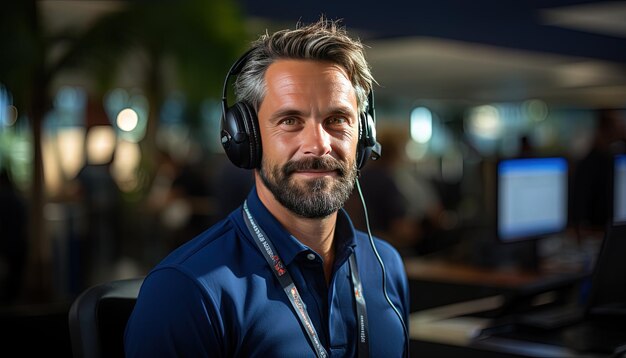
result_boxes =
[277,117,303,132]
[281,118,296,125]
[326,116,348,127]
[278,117,300,126]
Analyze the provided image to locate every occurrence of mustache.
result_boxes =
[282,157,347,177]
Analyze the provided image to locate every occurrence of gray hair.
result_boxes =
[234,17,374,114]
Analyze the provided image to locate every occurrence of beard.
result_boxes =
[259,155,357,218]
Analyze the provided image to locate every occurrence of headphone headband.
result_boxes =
[221,49,255,117]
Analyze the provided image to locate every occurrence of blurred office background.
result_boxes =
[1,0,626,355]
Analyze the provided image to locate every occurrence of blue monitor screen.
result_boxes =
[497,157,568,242]
[614,154,626,225]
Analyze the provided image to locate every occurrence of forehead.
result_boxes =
[265,59,351,83]
[262,59,357,106]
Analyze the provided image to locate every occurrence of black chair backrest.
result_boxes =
[68,277,144,358]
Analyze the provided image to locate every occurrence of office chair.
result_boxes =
[68,277,144,358]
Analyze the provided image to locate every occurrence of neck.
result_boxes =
[255,175,337,282]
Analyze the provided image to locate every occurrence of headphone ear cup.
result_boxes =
[363,112,377,148]
[356,112,371,170]
[220,102,262,169]
[357,111,380,169]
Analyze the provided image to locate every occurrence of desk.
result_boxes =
[404,256,605,357]
[408,296,612,358]
[405,257,548,288]
[404,256,587,312]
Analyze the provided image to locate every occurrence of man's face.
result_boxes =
[256,59,359,218]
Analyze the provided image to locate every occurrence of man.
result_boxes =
[572,108,626,233]
[125,18,409,357]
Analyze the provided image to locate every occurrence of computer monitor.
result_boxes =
[496,157,569,243]
[613,154,626,225]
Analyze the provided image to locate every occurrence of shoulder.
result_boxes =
[160,213,239,262]
[126,266,227,357]
[127,210,263,357]
[354,230,405,277]
[128,212,260,328]
[353,230,410,317]
[150,211,261,286]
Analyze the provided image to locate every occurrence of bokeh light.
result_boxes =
[116,108,139,132]
[467,105,501,139]
[410,107,433,143]
[86,125,116,165]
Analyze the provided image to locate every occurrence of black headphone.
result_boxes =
[220,49,381,170]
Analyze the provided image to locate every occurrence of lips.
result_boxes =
[292,169,338,178]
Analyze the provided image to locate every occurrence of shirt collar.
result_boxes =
[242,185,357,266]
[334,207,358,264]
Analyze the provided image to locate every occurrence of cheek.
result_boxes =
[336,132,359,159]
[262,135,295,163]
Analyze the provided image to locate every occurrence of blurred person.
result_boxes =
[143,149,185,262]
[571,108,626,234]
[0,167,28,304]
[519,134,535,158]
[355,126,448,256]
[211,152,254,221]
[125,18,409,357]
[165,159,213,250]
[146,148,215,253]
[351,126,419,254]
[74,128,123,284]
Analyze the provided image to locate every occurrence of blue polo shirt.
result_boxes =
[125,187,409,357]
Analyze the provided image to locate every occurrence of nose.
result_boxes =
[301,123,331,157]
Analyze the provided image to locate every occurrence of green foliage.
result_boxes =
[66,0,248,103]
[0,1,42,111]
[1,0,248,118]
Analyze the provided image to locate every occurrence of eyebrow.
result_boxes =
[269,106,356,122]
[269,109,304,122]
[327,106,355,116]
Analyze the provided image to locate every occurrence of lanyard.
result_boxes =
[242,201,369,358]
[349,253,370,358]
